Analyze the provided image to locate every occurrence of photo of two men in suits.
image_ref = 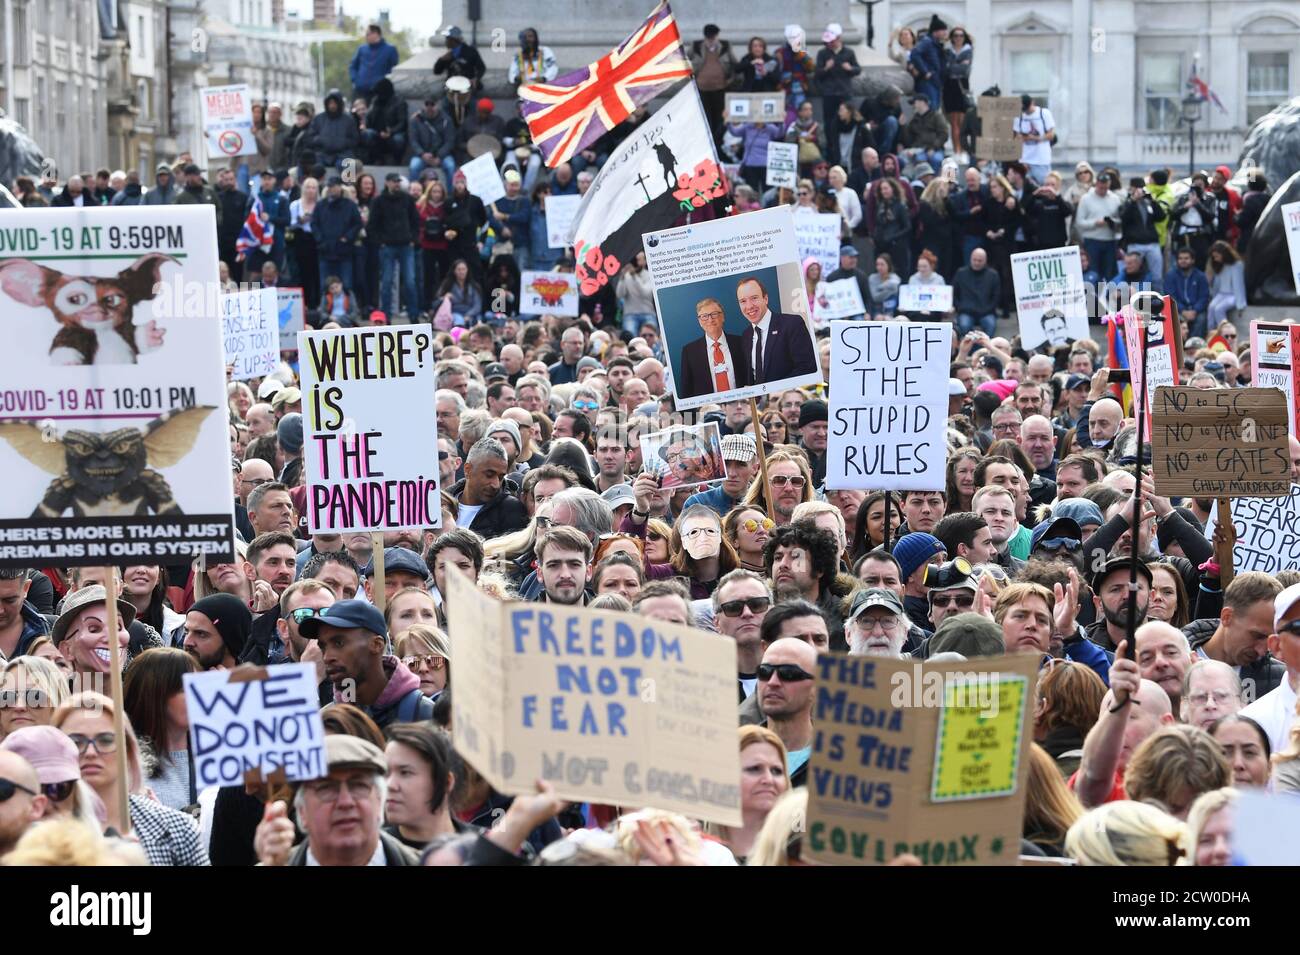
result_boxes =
[677,275,820,401]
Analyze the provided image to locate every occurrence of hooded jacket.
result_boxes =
[314,191,364,257]
[449,477,528,538]
[368,187,421,246]
[144,176,177,205]
[410,107,456,159]
[338,654,435,729]
[365,79,408,139]
[308,91,361,159]
[111,182,145,206]
[1183,618,1285,699]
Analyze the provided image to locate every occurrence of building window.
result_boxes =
[15,98,30,128]
[1009,51,1052,110]
[1142,52,1183,131]
[1247,51,1290,125]
[14,3,30,66]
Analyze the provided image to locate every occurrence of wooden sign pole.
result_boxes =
[371,532,387,613]
[1215,498,1235,588]
[102,569,132,835]
[750,398,776,522]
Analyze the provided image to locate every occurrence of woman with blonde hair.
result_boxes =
[1,656,72,739]
[917,176,956,279]
[1065,800,1187,866]
[394,624,450,700]
[1182,787,1236,866]
[747,788,809,866]
[712,726,790,861]
[826,164,862,232]
[52,692,208,865]
[192,537,251,603]
[1022,743,1084,856]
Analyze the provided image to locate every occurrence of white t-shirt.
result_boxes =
[1239,678,1297,756]
[1014,108,1055,166]
[457,502,484,528]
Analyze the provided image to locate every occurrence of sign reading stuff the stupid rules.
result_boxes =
[0,207,235,568]
[299,324,441,534]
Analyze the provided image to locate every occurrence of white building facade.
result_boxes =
[880,0,1300,170]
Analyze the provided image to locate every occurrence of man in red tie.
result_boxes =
[677,296,750,399]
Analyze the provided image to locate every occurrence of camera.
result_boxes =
[923,557,973,589]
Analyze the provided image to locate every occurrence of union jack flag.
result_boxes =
[519,2,693,168]
[1188,60,1227,114]
[236,195,274,256]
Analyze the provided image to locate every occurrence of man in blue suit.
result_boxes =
[736,276,818,386]
[678,296,750,399]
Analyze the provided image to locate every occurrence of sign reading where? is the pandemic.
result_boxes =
[0,207,235,567]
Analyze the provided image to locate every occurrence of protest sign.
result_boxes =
[199,84,258,159]
[826,321,952,491]
[446,568,742,826]
[818,278,866,321]
[1119,301,1181,431]
[221,288,278,382]
[1151,386,1289,498]
[640,421,724,490]
[545,193,582,249]
[1011,246,1088,350]
[644,204,822,410]
[1204,483,1300,575]
[299,324,441,533]
[725,92,784,124]
[0,206,235,567]
[898,284,953,313]
[1233,789,1300,865]
[461,151,506,205]
[183,663,327,787]
[805,653,1037,865]
[766,142,798,189]
[974,96,1020,162]
[794,211,841,279]
[520,270,579,317]
[277,287,305,352]
[1251,320,1300,434]
[1284,201,1300,294]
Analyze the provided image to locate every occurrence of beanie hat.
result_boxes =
[929,14,948,32]
[189,594,254,660]
[487,417,522,452]
[978,378,1017,401]
[892,532,945,582]
[277,412,304,455]
[929,612,1005,658]
[798,399,828,429]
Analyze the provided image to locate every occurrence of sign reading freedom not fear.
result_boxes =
[826,321,952,491]
[300,325,442,533]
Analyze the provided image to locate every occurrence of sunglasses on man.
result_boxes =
[757,663,815,683]
[719,596,771,617]
[0,777,37,803]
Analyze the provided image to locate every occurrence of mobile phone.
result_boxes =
[1107,369,1130,384]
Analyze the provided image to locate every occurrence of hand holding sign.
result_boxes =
[255,800,296,867]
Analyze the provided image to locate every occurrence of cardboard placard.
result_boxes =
[644,204,822,410]
[544,194,582,249]
[0,206,235,567]
[520,269,579,317]
[805,653,1038,866]
[1011,246,1088,350]
[793,210,842,280]
[1151,386,1290,497]
[461,152,506,205]
[1204,484,1300,575]
[974,95,1021,163]
[766,141,798,189]
[826,321,952,491]
[898,284,953,313]
[446,568,742,826]
[1251,320,1300,435]
[299,324,441,533]
[183,663,327,787]
[221,288,279,382]
[725,92,785,124]
[199,84,259,159]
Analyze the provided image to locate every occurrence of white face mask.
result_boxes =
[682,524,721,560]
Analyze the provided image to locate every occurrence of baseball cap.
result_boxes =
[1088,555,1154,594]
[839,245,858,258]
[720,433,757,463]
[483,362,508,381]
[257,378,285,400]
[1052,498,1104,530]
[362,547,429,582]
[949,377,966,397]
[384,171,403,182]
[1065,373,1090,390]
[1275,583,1300,630]
[577,356,603,372]
[847,587,904,621]
[503,169,521,184]
[600,484,636,510]
[271,386,301,409]
[298,599,388,640]
[928,613,1005,658]
[322,735,388,775]
[0,726,81,784]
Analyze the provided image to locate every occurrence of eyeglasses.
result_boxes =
[664,447,705,465]
[742,517,775,533]
[241,477,272,489]
[769,475,806,488]
[0,778,38,803]
[403,654,446,672]
[855,615,899,633]
[698,310,724,319]
[992,423,1021,434]
[67,732,118,755]
[757,663,815,682]
[572,400,600,411]
[683,526,719,540]
[720,596,771,617]
[304,777,378,802]
[1188,690,1236,706]
[289,607,323,626]
[42,780,75,802]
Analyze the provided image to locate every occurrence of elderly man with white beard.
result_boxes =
[845,588,910,658]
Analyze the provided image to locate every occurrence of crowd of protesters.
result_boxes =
[0,15,1294,869]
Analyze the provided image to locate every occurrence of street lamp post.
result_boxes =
[1181,94,1203,178]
